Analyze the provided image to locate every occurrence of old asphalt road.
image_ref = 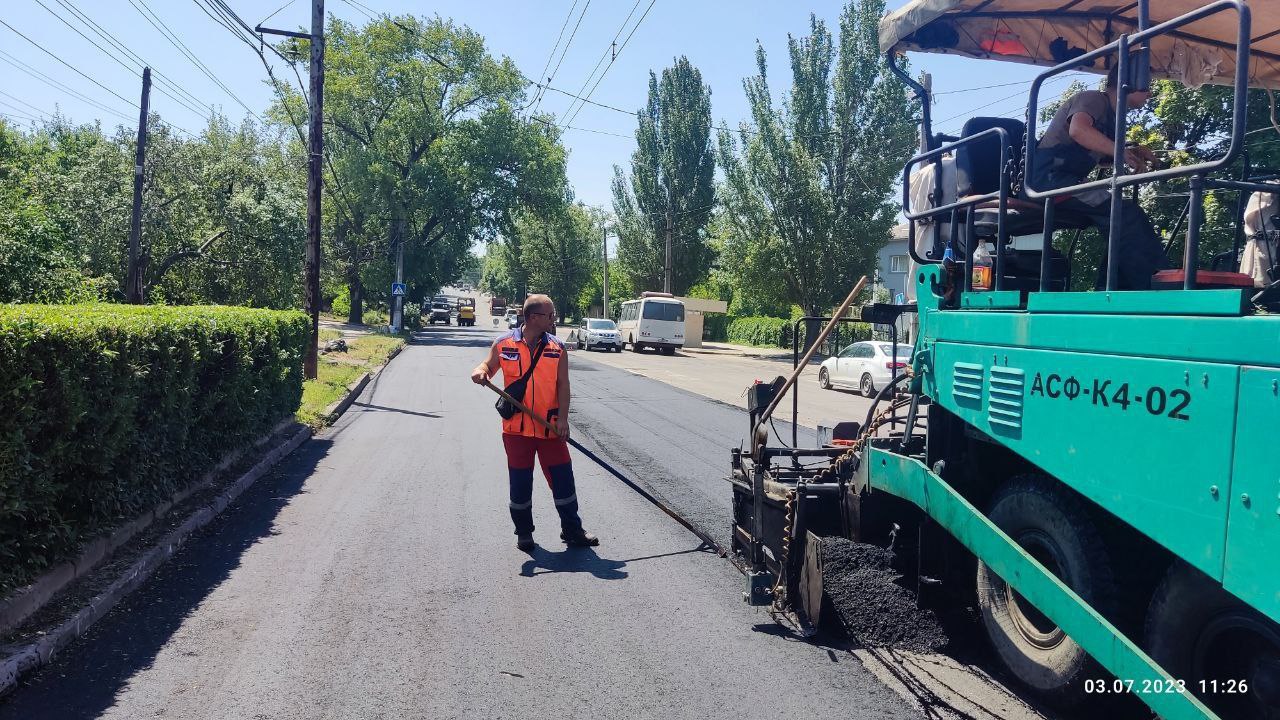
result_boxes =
[0,324,918,720]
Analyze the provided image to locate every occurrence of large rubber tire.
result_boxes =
[661,346,675,356]
[977,475,1116,704]
[859,373,874,397]
[819,367,831,390]
[1145,561,1280,719]
[630,338,644,353]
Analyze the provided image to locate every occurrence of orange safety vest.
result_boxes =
[495,327,564,438]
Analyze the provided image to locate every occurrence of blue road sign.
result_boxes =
[391,282,407,296]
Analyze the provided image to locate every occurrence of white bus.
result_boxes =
[617,292,685,355]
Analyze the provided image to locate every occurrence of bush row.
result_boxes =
[718,314,873,352]
[0,304,308,592]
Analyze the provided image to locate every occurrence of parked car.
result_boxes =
[504,308,521,329]
[617,292,684,355]
[568,318,623,352]
[817,341,910,397]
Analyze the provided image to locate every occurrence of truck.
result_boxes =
[490,296,507,317]
[730,3,1280,720]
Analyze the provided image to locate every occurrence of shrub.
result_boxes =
[0,304,307,592]
[702,313,731,342]
[726,316,793,348]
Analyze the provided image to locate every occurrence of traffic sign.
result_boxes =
[391,282,406,296]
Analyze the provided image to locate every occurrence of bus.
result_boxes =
[617,292,685,355]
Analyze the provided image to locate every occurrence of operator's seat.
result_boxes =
[953,116,1087,291]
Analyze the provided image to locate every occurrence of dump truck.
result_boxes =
[730,3,1280,719]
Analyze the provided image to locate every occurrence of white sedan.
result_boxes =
[818,341,910,397]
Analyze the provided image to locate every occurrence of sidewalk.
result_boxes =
[686,340,827,363]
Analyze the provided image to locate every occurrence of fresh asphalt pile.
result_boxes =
[820,537,949,653]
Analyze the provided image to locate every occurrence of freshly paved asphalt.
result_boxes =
[0,324,917,720]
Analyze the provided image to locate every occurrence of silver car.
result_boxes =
[568,318,623,352]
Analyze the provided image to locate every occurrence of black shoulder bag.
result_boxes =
[495,339,546,420]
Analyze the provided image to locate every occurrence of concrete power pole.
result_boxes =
[601,225,609,317]
[304,0,325,378]
[125,68,151,304]
[392,236,404,331]
[663,210,673,294]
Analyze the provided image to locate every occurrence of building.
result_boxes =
[874,224,912,303]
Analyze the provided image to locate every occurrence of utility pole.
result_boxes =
[601,225,609,317]
[262,3,325,377]
[663,209,673,294]
[919,72,932,153]
[125,67,151,304]
[303,0,325,378]
[392,235,404,331]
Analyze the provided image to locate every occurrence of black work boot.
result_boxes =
[517,533,536,552]
[561,529,599,547]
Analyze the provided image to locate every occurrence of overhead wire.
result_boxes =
[259,0,301,25]
[32,0,213,122]
[540,0,592,114]
[0,50,135,123]
[128,0,260,118]
[562,0,656,127]
[559,0,643,125]
[0,18,139,110]
[529,0,583,113]
[54,0,211,113]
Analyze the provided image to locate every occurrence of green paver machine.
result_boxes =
[729,2,1280,718]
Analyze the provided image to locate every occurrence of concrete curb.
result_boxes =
[0,416,296,636]
[0,424,310,697]
[0,340,407,697]
[320,341,404,422]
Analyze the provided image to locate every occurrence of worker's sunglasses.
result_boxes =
[528,311,557,320]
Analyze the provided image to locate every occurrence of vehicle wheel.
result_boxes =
[976,474,1116,704]
[577,339,585,350]
[859,373,874,397]
[1145,561,1280,718]
[661,346,675,356]
[819,367,831,390]
[630,337,643,353]
[612,345,621,353]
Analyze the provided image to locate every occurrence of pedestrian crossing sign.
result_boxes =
[392,282,406,296]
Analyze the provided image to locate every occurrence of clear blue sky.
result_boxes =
[1,0,1095,212]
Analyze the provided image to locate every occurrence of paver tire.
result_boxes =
[976,475,1116,705]
[1145,561,1280,719]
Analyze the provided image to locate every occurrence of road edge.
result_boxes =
[0,423,310,697]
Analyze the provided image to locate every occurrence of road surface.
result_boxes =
[0,324,923,720]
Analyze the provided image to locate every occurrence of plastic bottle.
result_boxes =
[971,242,993,291]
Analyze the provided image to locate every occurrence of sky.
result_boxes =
[1,0,1098,217]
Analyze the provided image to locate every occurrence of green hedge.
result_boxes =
[723,314,873,352]
[0,304,307,592]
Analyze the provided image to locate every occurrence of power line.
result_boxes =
[563,0,655,127]
[32,0,213,122]
[559,0,642,125]
[128,0,259,118]
[542,0,592,110]
[0,89,53,118]
[54,0,211,113]
[0,18,139,110]
[529,0,582,113]
[0,51,134,123]
[259,0,301,25]
[0,100,41,123]
[338,0,375,20]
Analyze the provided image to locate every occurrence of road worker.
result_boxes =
[471,294,599,552]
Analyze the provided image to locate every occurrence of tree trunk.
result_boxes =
[348,273,364,325]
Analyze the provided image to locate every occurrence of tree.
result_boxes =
[717,0,917,316]
[275,15,568,323]
[612,57,716,295]
[513,202,602,318]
